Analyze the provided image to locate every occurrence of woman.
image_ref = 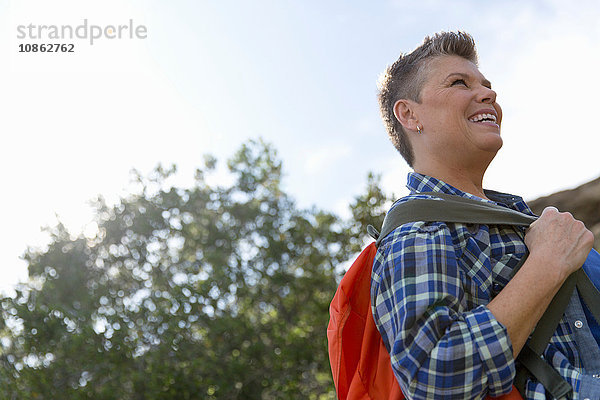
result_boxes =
[373,31,597,399]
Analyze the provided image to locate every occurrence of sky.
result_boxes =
[2,0,600,295]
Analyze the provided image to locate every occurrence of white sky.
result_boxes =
[2,0,600,295]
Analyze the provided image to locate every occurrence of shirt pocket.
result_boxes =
[458,235,494,306]
[490,253,527,297]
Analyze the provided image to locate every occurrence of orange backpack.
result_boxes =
[327,242,523,399]
[327,242,405,399]
[327,194,531,400]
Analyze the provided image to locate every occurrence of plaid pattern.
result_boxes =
[371,172,585,399]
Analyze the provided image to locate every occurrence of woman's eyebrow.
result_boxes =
[445,72,492,88]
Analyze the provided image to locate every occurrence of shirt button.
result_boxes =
[492,283,502,294]
[574,320,584,329]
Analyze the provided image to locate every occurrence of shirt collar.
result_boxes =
[406,172,534,215]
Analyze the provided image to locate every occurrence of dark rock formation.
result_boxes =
[528,176,600,249]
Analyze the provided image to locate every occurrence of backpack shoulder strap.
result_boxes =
[373,192,536,247]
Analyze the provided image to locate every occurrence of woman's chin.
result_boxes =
[475,133,503,153]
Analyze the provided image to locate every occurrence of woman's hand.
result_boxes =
[524,206,595,282]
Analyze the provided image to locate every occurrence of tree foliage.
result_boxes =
[0,139,392,399]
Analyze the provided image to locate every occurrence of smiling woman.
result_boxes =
[361,31,599,400]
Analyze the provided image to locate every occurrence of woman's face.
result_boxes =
[413,55,503,160]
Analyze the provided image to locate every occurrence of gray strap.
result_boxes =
[528,274,578,355]
[577,269,600,325]
[375,192,536,247]
[517,344,573,398]
[515,268,600,399]
[513,271,577,398]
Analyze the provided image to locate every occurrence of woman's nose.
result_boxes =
[478,85,497,104]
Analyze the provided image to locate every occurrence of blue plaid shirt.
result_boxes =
[371,172,600,400]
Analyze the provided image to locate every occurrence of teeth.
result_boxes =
[469,113,497,123]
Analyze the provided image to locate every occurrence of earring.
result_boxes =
[416,125,422,134]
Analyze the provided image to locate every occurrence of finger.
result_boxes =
[541,206,559,216]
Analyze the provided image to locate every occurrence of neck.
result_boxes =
[413,156,491,200]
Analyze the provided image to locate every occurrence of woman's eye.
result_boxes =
[451,79,467,87]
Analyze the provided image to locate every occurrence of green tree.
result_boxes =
[0,139,393,399]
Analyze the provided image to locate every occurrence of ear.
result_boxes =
[393,99,420,132]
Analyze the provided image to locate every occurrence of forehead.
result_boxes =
[422,55,487,84]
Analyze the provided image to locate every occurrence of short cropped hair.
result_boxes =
[377,31,478,167]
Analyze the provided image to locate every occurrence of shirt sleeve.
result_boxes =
[371,222,516,399]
